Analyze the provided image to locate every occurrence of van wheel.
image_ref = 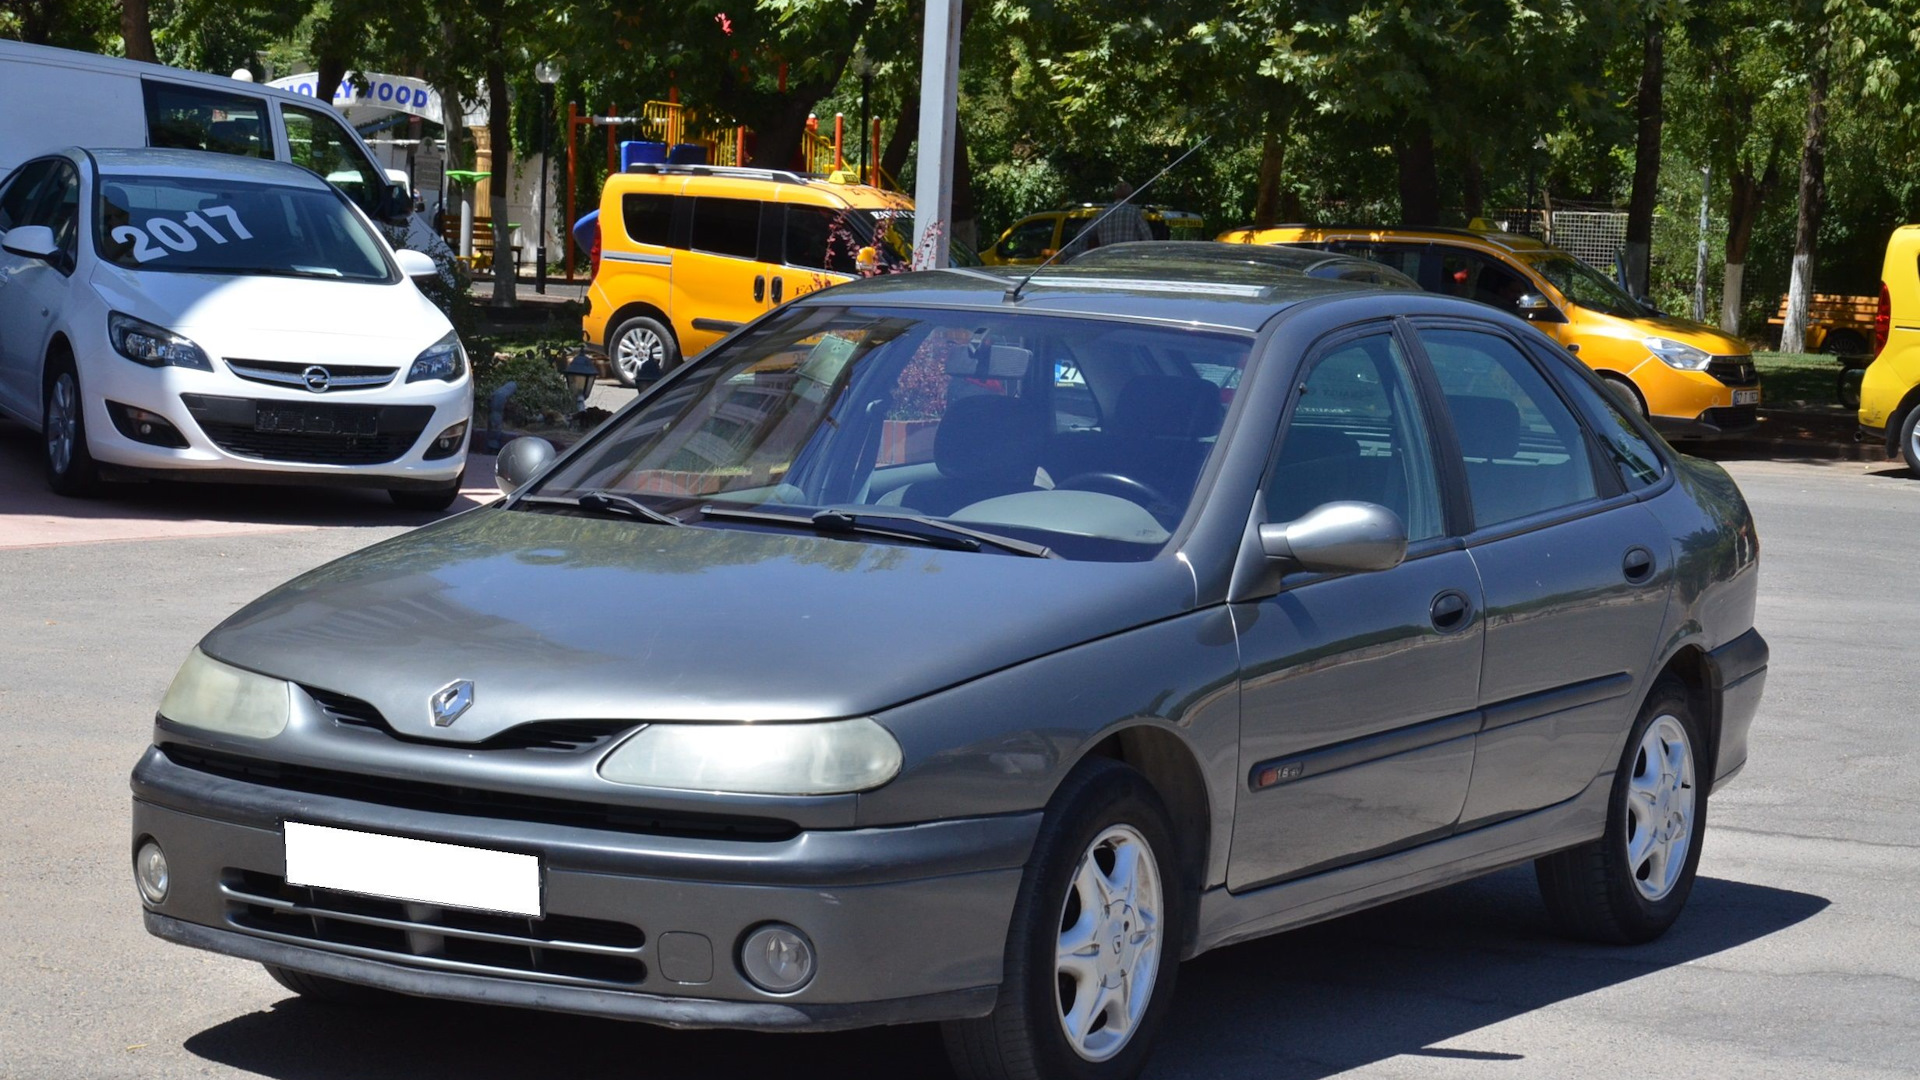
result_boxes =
[1897,403,1920,475]
[942,758,1181,1080]
[1600,373,1648,417]
[263,964,391,1006]
[1820,329,1869,356]
[609,316,678,387]
[1535,676,1706,944]
[43,358,100,497]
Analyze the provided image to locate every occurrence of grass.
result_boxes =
[1753,352,1850,410]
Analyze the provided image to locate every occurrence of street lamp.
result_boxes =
[534,60,562,294]
[563,348,598,415]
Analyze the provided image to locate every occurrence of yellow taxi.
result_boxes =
[981,205,1207,265]
[1858,224,1920,471]
[1218,223,1762,438]
[583,165,914,385]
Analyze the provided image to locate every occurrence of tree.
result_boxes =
[120,0,156,61]
[1624,3,1672,299]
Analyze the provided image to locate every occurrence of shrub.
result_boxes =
[473,349,576,425]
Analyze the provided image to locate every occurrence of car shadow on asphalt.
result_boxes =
[179,868,1827,1080]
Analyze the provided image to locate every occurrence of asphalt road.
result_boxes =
[1,420,1915,1079]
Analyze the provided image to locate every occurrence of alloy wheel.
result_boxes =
[1054,823,1163,1062]
[47,373,78,476]
[615,326,664,382]
[1624,714,1695,902]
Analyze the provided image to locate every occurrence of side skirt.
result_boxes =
[1193,772,1611,956]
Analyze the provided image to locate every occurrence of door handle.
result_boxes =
[1623,546,1656,584]
[1430,590,1473,633]
[753,275,765,302]
[770,276,784,304]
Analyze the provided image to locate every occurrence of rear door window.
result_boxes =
[1436,247,1534,314]
[282,104,385,217]
[689,197,762,259]
[143,82,269,158]
[1330,241,1434,290]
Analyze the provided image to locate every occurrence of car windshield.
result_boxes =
[528,304,1252,561]
[1524,252,1646,319]
[94,173,393,281]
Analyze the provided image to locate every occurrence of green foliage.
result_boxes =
[472,344,577,424]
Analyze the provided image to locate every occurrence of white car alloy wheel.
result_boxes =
[615,324,665,381]
[1624,713,1696,902]
[1055,823,1163,1062]
[46,372,79,476]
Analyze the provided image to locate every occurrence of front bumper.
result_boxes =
[1651,404,1761,441]
[130,747,1033,1030]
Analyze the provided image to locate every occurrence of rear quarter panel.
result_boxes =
[1641,455,1761,667]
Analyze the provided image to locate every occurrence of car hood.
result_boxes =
[89,262,448,364]
[198,508,1198,741]
[1639,312,1749,356]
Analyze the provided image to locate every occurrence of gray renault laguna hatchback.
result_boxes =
[132,264,1767,1079]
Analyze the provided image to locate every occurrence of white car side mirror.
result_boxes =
[394,248,438,279]
[2,225,59,261]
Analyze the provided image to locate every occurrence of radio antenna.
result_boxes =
[1003,135,1212,303]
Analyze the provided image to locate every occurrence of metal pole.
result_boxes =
[859,72,871,184]
[565,102,578,282]
[912,0,961,267]
[537,83,552,294]
[1693,163,1711,323]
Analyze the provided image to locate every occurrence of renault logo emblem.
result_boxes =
[303,365,332,392]
[430,679,474,727]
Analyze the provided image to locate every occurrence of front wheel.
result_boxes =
[1897,402,1920,475]
[943,758,1182,1080]
[608,315,679,388]
[1535,676,1707,944]
[43,359,100,497]
[263,964,392,1006]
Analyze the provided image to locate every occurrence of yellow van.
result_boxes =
[981,205,1208,265]
[583,165,914,385]
[1219,223,1762,438]
[1858,225,1920,471]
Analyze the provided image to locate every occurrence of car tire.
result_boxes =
[1535,675,1707,945]
[263,964,391,1006]
[1599,373,1648,417]
[389,480,462,512]
[1820,329,1869,356]
[1897,402,1920,475]
[608,315,678,387]
[942,758,1182,1080]
[42,356,100,498]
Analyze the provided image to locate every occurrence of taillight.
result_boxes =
[1875,281,1891,356]
[588,235,602,282]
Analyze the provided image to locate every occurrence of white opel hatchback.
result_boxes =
[0,148,471,507]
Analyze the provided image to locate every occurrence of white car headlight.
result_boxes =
[157,647,291,739]
[1644,337,1713,371]
[598,718,902,795]
[407,330,466,383]
[108,312,213,371]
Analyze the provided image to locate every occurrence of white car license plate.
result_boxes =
[1734,388,1761,405]
[283,822,541,916]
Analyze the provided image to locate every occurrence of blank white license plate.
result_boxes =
[1734,389,1761,405]
[283,822,541,917]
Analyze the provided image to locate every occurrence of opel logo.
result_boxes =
[430,679,474,727]
[303,365,332,393]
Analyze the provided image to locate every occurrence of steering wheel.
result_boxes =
[1056,471,1168,510]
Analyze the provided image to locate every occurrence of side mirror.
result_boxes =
[1515,292,1553,316]
[376,183,413,225]
[394,248,438,279]
[494,436,556,495]
[1259,501,1407,575]
[2,225,59,261]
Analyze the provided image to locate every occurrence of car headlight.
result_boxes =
[1644,337,1713,371]
[156,647,291,739]
[108,312,212,370]
[407,330,466,383]
[598,718,902,795]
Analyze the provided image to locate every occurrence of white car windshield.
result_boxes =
[94,174,393,282]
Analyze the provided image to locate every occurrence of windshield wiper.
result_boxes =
[699,505,1056,558]
[519,491,684,526]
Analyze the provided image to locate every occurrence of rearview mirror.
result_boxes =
[1259,501,1407,574]
[1,225,59,261]
[494,436,556,495]
[394,248,438,279]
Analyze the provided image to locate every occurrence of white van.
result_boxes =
[0,40,404,227]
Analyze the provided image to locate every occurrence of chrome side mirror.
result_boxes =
[1,225,59,261]
[1515,292,1553,316]
[494,436,556,495]
[1259,501,1407,574]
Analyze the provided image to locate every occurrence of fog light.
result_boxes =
[739,923,814,994]
[134,841,169,905]
[106,401,189,448]
[425,420,469,460]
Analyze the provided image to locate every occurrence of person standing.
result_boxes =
[1092,180,1154,248]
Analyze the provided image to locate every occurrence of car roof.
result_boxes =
[796,262,1384,333]
[1223,224,1554,255]
[1073,240,1351,272]
[81,148,330,188]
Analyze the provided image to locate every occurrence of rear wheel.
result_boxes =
[942,758,1181,1080]
[263,964,392,1006]
[609,315,678,387]
[389,479,462,512]
[43,357,99,497]
[1820,328,1869,356]
[1535,676,1707,944]
[1898,402,1920,475]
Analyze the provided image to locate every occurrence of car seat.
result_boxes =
[882,394,1048,515]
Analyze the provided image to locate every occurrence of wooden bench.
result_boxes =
[438,216,522,277]
[1770,292,1878,354]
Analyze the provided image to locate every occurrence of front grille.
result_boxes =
[304,686,635,754]
[221,869,646,988]
[1702,404,1760,432]
[1707,357,1759,386]
[225,358,397,392]
[161,745,800,842]
[180,394,432,466]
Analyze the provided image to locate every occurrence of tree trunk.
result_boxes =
[1251,102,1292,229]
[486,57,516,308]
[1780,41,1829,354]
[1624,13,1665,300]
[315,54,350,109]
[1394,121,1439,226]
[951,114,976,250]
[749,97,819,171]
[1462,146,1485,222]
[1720,153,1777,335]
[880,92,919,184]
[120,0,156,62]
